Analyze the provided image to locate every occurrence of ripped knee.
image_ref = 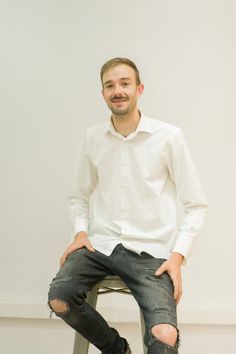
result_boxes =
[49,298,69,315]
[151,323,178,347]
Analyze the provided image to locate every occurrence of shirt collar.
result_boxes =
[102,112,154,135]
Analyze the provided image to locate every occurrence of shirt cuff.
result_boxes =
[172,234,196,264]
[73,218,89,237]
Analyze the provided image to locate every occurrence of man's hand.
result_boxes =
[60,231,95,267]
[155,252,184,304]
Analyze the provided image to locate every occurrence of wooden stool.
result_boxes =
[73,275,147,354]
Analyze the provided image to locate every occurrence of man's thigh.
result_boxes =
[112,246,177,345]
[49,247,114,297]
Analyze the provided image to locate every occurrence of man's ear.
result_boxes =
[137,83,144,97]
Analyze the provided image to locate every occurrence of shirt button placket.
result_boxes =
[120,140,127,233]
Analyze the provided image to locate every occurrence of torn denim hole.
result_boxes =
[152,327,180,350]
[48,298,70,317]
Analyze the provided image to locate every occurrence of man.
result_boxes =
[48,58,208,353]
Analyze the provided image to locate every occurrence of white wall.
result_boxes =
[0,0,236,353]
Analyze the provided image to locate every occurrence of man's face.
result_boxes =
[102,64,144,116]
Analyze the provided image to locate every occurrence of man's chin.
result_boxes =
[111,108,129,116]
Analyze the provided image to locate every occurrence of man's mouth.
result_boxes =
[111,98,128,103]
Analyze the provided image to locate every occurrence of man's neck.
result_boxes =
[111,110,141,137]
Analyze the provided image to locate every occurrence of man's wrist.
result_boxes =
[74,231,87,240]
[170,252,184,265]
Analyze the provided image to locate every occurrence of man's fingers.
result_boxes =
[85,240,95,252]
[155,261,183,304]
[155,262,167,276]
[60,252,68,267]
[60,240,95,267]
[172,275,182,304]
[173,278,179,301]
[60,249,73,267]
[60,256,65,267]
[175,287,182,304]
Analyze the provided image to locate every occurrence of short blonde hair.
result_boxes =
[100,57,141,86]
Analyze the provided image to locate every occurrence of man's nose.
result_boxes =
[112,84,122,96]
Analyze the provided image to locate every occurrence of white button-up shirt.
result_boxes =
[69,114,208,262]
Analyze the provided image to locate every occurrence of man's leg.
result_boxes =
[147,324,179,353]
[48,247,128,353]
[111,245,179,353]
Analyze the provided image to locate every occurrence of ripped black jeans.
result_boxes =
[48,244,179,353]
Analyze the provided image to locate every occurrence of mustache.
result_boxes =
[111,95,128,101]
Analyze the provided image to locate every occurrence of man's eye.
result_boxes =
[106,85,113,89]
[122,83,129,86]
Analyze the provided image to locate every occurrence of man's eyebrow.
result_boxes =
[104,80,113,86]
[104,77,132,85]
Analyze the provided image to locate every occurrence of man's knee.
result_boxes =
[49,299,69,315]
[151,323,178,347]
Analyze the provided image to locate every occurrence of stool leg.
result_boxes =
[73,285,99,354]
[140,311,148,354]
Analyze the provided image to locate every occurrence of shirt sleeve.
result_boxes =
[165,128,209,262]
[67,134,98,238]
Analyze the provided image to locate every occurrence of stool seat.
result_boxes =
[97,275,131,294]
[73,275,147,354]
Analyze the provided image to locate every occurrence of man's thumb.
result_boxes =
[155,264,166,276]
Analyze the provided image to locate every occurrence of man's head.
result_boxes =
[100,57,141,86]
[101,57,144,117]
